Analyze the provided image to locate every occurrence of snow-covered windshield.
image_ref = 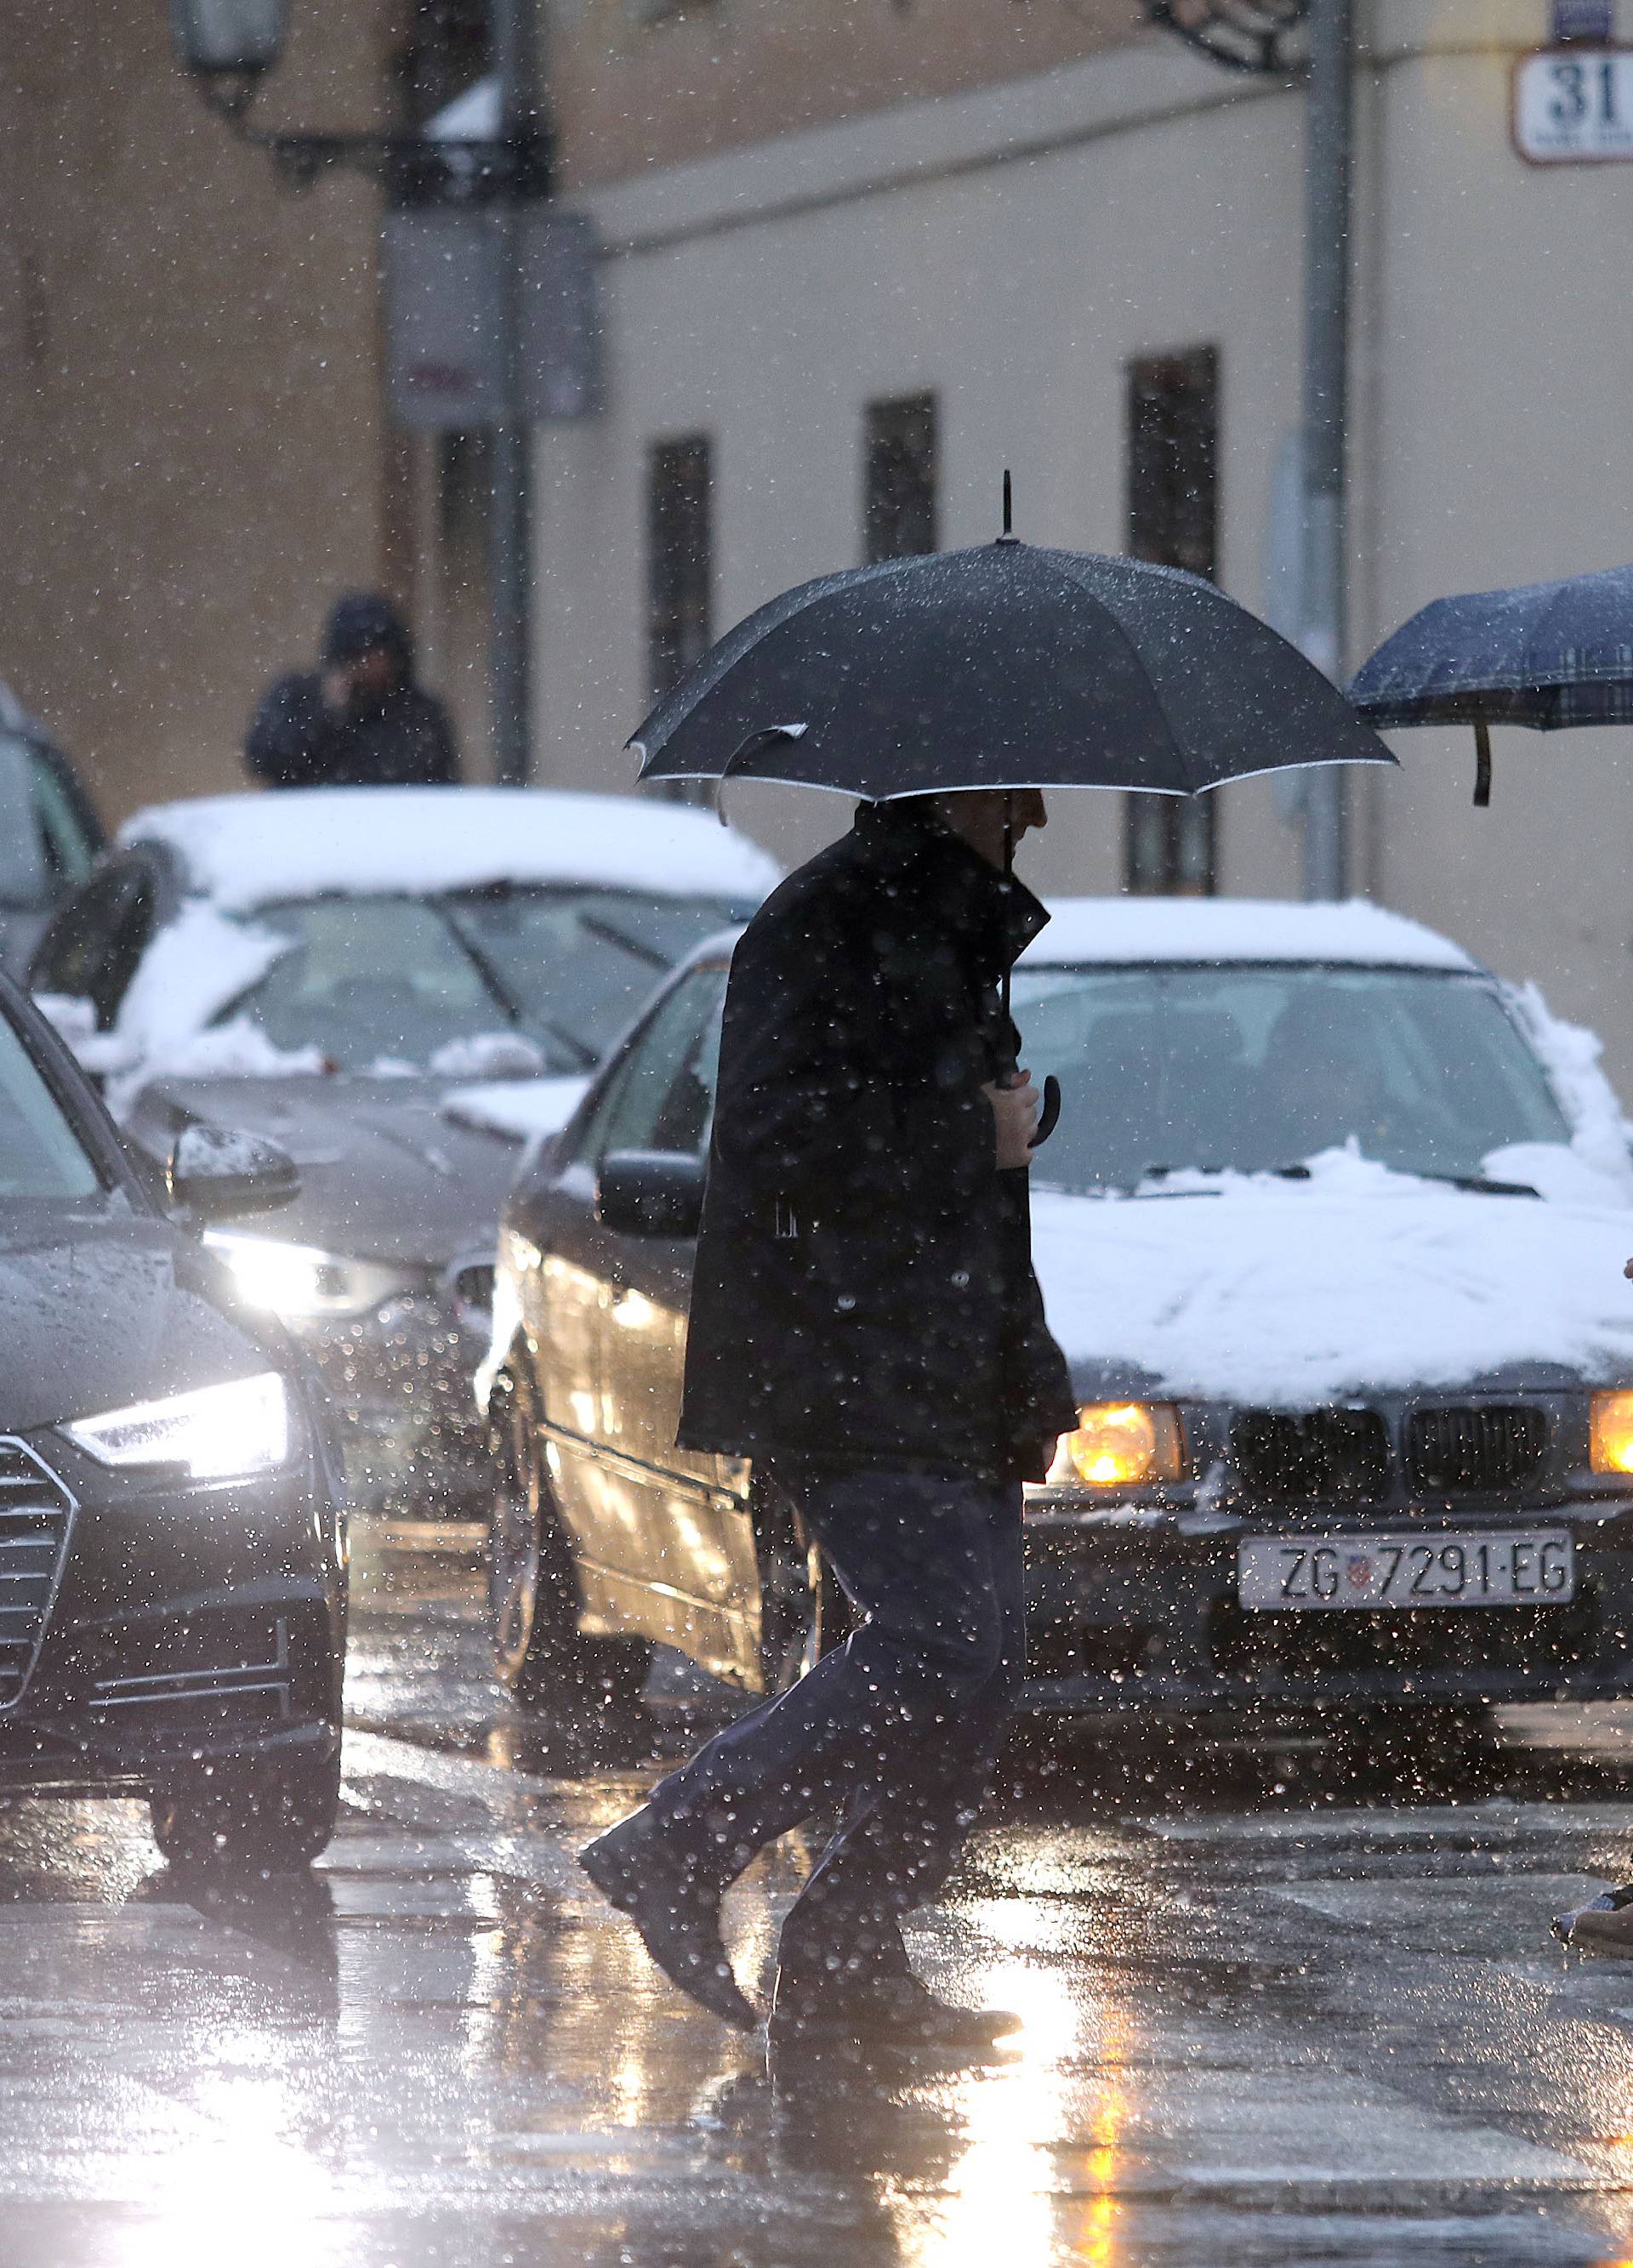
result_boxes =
[220,887,754,1075]
[1013,964,1570,1193]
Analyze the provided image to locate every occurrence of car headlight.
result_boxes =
[63,1373,290,1480]
[203,1231,415,1320]
[1047,1401,1186,1488]
[1591,1390,1633,1475]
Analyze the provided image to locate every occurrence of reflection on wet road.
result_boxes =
[10,1525,1633,2263]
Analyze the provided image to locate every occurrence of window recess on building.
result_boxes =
[863,393,938,564]
[1124,346,1220,896]
[647,436,714,704]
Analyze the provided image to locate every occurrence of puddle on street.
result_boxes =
[3,1522,1633,2262]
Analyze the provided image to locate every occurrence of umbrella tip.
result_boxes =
[998,469,1018,546]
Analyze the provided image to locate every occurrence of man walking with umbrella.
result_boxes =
[582,785,1077,2052]
[579,514,1392,2044]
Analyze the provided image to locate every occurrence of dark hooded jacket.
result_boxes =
[678,799,1076,1481]
[245,594,460,789]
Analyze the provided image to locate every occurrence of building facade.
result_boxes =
[534,0,1633,1082]
[0,0,497,823]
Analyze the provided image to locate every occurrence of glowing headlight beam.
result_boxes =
[203,1231,413,1320]
[64,1373,291,1480]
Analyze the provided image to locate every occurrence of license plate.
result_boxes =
[1237,1532,1575,1611]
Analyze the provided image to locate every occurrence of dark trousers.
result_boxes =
[646,1469,1025,1983]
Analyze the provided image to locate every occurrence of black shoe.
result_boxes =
[579,1810,758,2032]
[768,1967,1021,2057]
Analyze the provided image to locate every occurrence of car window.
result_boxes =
[0,738,47,906]
[225,896,519,1071]
[578,966,728,1165]
[1011,964,1571,1192]
[444,886,750,1066]
[0,1011,100,1199]
[218,890,748,1077]
[27,748,101,890]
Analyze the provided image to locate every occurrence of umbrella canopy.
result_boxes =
[631,539,1394,798]
[1351,564,1633,731]
[1351,563,1633,804]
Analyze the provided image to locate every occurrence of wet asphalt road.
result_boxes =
[12,1531,1633,2263]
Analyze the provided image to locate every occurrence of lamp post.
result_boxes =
[1145,0,1356,901]
[172,0,551,782]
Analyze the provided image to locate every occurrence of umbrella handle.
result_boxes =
[1031,1074,1061,1150]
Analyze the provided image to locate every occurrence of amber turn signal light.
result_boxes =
[1048,1402,1185,1489]
[1591,1390,1633,1475]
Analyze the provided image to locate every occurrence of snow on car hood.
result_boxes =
[438,1076,589,1146]
[1033,1145,1633,1407]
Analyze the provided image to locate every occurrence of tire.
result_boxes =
[754,1475,851,1694]
[486,1371,653,1712]
[151,1742,341,1877]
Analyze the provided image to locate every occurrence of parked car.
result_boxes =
[0,966,344,1866]
[28,786,779,1518]
[482,895,1633,1730]
[0,683,105,975]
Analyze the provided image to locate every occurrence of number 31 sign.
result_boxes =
[1514,46,1633,162]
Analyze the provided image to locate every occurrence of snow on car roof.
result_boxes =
[1024,896,1476,973]
[120,787,782,912]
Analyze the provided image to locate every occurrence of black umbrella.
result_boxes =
[632,527,1393,802]
[631,503,1394,1141]
[1351,563,1633,806]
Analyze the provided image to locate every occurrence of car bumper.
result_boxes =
[1016,1494,1633,1717]
[292,1292,490,1516]
[0,1434,345,1798]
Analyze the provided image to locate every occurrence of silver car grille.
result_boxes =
[0,1440,75,1710]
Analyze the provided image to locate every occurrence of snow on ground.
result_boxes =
[1035,1145,1633,1406]
[439,1077,590,1145]
[1025,895,1475,970]
[120,787,781,912]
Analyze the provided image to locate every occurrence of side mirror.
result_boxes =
[168,1123,301,1225]
[595,1149,705,1238]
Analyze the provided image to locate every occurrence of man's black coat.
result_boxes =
[245,677,459,790]
[245,599,459,790]
[678,799,1077,1480]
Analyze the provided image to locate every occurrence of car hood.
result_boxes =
[1033,1148,1633,1406]
[125,1075,527,1265]
[0,1205,270,1435]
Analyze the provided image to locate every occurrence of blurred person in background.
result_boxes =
[246,592,459,790]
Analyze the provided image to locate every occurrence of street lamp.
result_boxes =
[172,0,287,111]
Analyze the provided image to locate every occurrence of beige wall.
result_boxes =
[532,39,1307,890]
[532,1,1633,1092]
[1361,14,1633,1080]
[551,0,1145,187]
[0,0,410,825]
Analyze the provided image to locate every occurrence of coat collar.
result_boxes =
[850,799,1050,977]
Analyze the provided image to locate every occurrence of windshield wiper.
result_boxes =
[578,913,669,969]
[1262,1162,1539,1197]
[1404,1168,1539,1197]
